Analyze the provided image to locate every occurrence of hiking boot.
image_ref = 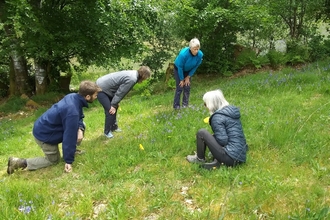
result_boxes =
[186,154,205,163]
[200,159,221,170]
[7,157,27,175]
[105,131,114,138]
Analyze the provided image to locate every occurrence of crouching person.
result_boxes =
[186,89,248,170]
[7,80,101,174]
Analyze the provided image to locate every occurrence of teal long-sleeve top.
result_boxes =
[174,47,203,81]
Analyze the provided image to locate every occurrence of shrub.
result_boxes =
[267,50,287,69]
[286,41,310,65]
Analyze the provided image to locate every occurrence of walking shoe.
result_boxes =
[75,149,86,155]
[114,128,122,132]
[186,154,205,163]
[105,131,114,138]
[200,159,221,170]
[7,157,27,174]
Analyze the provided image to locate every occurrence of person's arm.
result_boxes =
[110,79,136,108]
[77,128,84,144]
[175,49,187,81]
[61,114,80,171]
[211,115,228,146]
[78,114,85,130]
[188,52,203,77]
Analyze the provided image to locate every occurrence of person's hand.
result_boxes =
[179,80,184,87]
[109,106,117,115]
[184,76,190,86]
[64,163,72,173]
[77,129,84,143]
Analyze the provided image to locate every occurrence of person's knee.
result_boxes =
[196,128,208,137]
[47,155,61,164]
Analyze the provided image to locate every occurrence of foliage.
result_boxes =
[1,0,330,96]
[173,0,243,74]
[286,40,310,65]
[0,96,27,113]
[308,34,330,62]
[0,0,173,94]
[140,0,179,78]
[234,49,269,70]
[267,50,287,70]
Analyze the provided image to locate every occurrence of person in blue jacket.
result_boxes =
[186,89,248,170]
[7,80,101,174]
[173,38,203,109]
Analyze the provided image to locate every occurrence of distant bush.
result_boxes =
[267,50,287,70]
[286,41,310,65]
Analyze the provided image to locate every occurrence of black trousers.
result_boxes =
[97,91,118,134]
[196,128,236,166]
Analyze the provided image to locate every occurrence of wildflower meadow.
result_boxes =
[0,60,329,219]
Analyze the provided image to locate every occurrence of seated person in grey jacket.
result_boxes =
[96,66,151,138]
[186,89,248,170]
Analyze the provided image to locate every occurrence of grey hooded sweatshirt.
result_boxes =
[96,70,138,108]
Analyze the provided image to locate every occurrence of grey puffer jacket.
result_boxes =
[209,105,248,162]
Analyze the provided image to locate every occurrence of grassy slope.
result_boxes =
[0,61,329,219]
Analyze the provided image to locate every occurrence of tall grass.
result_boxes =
[0,61,329,219]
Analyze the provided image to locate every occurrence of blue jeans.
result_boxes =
[173,67,191,109]
[97,92,118,134]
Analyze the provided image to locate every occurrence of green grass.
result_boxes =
[0,61,330,219]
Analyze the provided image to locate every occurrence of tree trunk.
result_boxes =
[9,53,30,96]
[59,75,71,93]
[8,59,16,96]
[35,62,48,95]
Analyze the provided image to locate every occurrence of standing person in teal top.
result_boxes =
[173,38,203,109]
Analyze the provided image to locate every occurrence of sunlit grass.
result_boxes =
[0,60,329,219]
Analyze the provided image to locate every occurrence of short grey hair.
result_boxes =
[203,89,229,114]
[189,38,200,48]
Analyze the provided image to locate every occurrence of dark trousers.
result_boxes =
[97,92,118,134]
[196,128,235,166]
[173,67,191,109]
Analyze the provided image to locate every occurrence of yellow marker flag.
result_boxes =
[139,144,144,151]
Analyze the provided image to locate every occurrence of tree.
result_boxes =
[172,0,270,73]
[0,0,31,96]
[0,0,165,96]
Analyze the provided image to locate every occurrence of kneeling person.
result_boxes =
[7,80,101,174]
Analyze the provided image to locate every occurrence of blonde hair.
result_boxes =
[189,38,200,48]
[203,89,229,114]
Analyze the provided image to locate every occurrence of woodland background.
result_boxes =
[1,0,330,98]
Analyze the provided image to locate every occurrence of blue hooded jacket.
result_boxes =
[33,93,87,164]
[174,47,203,81]
[209,105,247,162]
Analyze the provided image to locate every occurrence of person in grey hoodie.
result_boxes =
[186,89,248,170]
[96,66,151,138]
